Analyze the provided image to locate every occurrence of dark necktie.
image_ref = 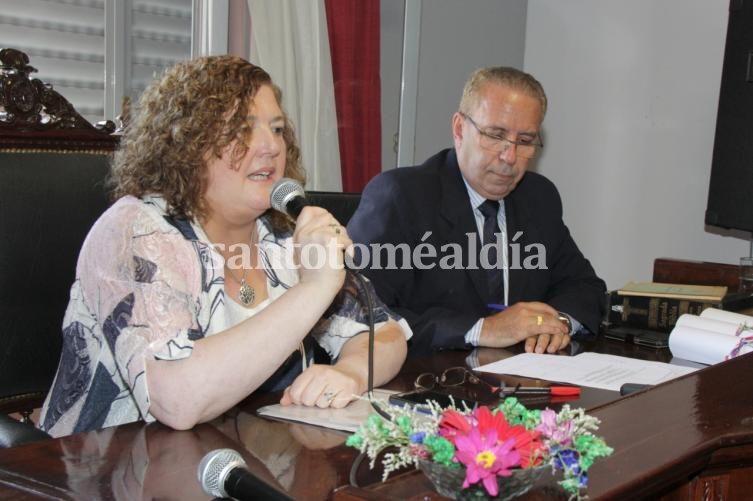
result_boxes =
[479,200,503,302]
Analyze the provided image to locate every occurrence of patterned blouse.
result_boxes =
[39,195,411,437]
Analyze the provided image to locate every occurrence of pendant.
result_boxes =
[238,279,255,306]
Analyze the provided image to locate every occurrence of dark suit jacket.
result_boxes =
[347,148,606,354]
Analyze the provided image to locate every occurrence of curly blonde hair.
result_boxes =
[111,55,305,231]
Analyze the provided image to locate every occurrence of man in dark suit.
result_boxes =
[347,66,606,355]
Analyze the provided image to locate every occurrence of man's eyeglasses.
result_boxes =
[460,112,543,159]
[414,366,500,395]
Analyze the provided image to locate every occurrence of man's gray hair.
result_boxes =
[459,66,547,117]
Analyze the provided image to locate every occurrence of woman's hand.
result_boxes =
[292,207,352,296]
[279,364,362,409]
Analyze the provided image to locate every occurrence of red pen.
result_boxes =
[499,385,581,397]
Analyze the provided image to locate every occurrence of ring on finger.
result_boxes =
[323,391,336,404]
[536,315,543,326]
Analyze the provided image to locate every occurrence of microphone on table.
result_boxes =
[197,448,293,501]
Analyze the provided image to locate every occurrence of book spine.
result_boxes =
[652,257,740,292]
[606,291,720,332]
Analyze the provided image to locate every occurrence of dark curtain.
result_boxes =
[324,0,381,193]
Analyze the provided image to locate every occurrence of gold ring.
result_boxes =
[536,315,543,326]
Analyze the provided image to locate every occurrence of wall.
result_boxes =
[379,0,405,170]
[523,0,748,290]
[387,0,528,167]
[414,0,529,162]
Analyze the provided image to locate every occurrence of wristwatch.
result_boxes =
[557,312,573,335]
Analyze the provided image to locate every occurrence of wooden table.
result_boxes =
[1,338,751,500]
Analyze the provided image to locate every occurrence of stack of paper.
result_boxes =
[668,308,753,365]
[475,352,698,391]
[256,389,397,432]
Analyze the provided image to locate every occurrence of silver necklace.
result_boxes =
[224,230,257,306]
[225,265,255,306]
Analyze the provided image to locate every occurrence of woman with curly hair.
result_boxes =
[39,56,410,437]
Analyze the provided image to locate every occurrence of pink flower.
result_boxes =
[537,409,574,446]
[408,444,430,459]
[441,406,544,468]
[454,427,520,496]
[475,406,543,467]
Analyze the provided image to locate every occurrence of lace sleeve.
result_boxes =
[310,272,412,360]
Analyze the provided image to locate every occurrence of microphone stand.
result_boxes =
[351,270,391,419]
[348,269,393,488]
[269,181,393,486]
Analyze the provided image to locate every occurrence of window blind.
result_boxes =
[131,0,192,97]
[0,0,191,125]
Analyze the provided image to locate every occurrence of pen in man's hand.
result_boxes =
[499,385,581,397]
[487,304,508,312]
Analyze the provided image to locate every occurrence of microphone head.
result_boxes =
[197,448,247,498]
[270,178,305,216]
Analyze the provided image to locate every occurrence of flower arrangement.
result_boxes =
[346,397,613,500]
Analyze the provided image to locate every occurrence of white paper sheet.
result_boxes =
[474,352,699,391]
[676,313,741,336]
[256,389,398,432]
[700,308,753,325]
[668,310,753,365]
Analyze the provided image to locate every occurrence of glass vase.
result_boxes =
[418,459,546,501]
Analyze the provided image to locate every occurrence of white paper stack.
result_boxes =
[668,308,753,365]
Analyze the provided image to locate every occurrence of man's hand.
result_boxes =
[479,301,570,353]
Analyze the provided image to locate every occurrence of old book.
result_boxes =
[652,257,740,291]
[606,291,719,333]
[617,281,727,302]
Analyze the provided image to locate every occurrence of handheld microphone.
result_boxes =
[270,178,309,218]
[268,178,391,427]
[270,177,361,274]
[197,448,293,501]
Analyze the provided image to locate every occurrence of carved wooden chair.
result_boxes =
[0,48,117,446]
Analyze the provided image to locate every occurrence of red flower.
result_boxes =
[505,423,544,467]
[438,408,472,442]
[439,406,544,467]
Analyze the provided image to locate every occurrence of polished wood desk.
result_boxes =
[0,339,751,500]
